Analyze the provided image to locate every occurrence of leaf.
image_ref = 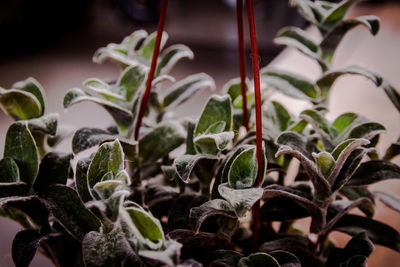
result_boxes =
[63,88,133,133]
[313,151,335,177]
[340,186,375,217]
[173,154,218,183]
[0,158,20,183]
[263,185,325,233]
[227,146,258,189]
[322,0,364,30]
[223,77,250,105]
[238,252,280,267]
[269,250,301,267]
[156,44,194,76]
[347,160,400,186]
[383,138,400,160]
[33,152,71,193]
[194,94,232,136]
[276,131,319,160]
[4,122,39,187]
[333,214,400,252]
[274,27,328,71]
[163,73,215,109]
[316,65,382,100]
[75,157,92,203]
[82,228,135,267]
[382,80,400,113]
[138,31,168,63]
[209,249,244,267]
[83,78,125,101]
[290,0,323,25]
[194,131,234,155]
[12,229,46,267]
[12,78,46,114]
[331,113,359,133]
[117,64,147,101]
[87,140,124,197]
[300,109,334,149]
[27,113,58,136]
[261,69,320,101]
[321,16,380,62]
[374,191,400,213]
[119,206,165,250]
[139,239,182,266]
[218,183,263,217]
[189,199,238,237]
[0,88,42,120]
[139,121,186,164]
[43,185,101,240]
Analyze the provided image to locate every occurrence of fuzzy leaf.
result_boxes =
[119,206,165,250]
[333,214,400,252]
[347,160,400,186]
[87,140,124,198]
[209,249,244,267]
[238,252,280,267]
[43,185,101,240]
[321,16,380,62]
[274,27,328,71]
[383,138,400,161]
[27,113,58,136]
[194,95,232,136]
[4,122,39,187]
[163,73,215,109]
[0,158,20,184]
[33,152,71,192]
[12,78,46,114]
[340,186,375,217]
[63,88,133,133]
[276,131,320,160]
[189,199,238,236]
[218,183,263,217]
[331,113,359,133]
[263,185,325,233]
[300,109,334,149]
[313,151,335,177]
[117,65,147,101]
[12,229,46,267]
[261,69,319,101]
[269,250,301,267]
[374,191,400,213]
[156,44,194,76]
[139,239,183,267]
[83,78,125,101]
[291,0,323,25]
[138,31,168,63]
[82,228,134,267]
[139,121,186,164]
[382,80,400,113]
[322,0,364,30]
[0,88,42,120]
[173,154,218,183]
[316,65,382,100]
[348,122,386,140]
[75,158,92,203]
[227,146,258,189]
[194,131,234,155]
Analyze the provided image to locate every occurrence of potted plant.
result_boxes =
[0,0,399,266]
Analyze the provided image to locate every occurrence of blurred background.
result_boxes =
[0,0,399,266]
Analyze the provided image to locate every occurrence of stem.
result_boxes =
[134,0,168,140]
[236,0,249,131]
[246,0,263,252]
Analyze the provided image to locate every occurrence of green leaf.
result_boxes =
[139,239,182,266]
[194,131,234,155]
[290,0,324,25]
[227,145,258,189]
[189,199,238,236]
[383,138,400,161]
[374,191,400,213]
[333,214,400,252]
[138,31,168,62]
[82,228,135,267]
[63,88,133,133]
[0,88,42,120]
[382,80,400,113]
[238,252,280,267]
[274,27,328,71]
[27,113,58,136]
[300,109,334,149]
[43,185,101,240]
[12,229,46,267]
[173,154,218,183]
[156,44,194,76]
[33,152,71,193]
[261,69,320,101]
[322,0,363,29]
[321,16,380,62]
[348,122,386,140]
[4,122,39,187]
[276,131,320,160]
[83,78,125,101]
[139,121,186,164]
[0,158,20,183]
[269,250,301,267]
[316,65,382,101]
[331,112,359,133]
[347,160,400,186]
[87,140,124,196]
[223,77,250,105]
[163,73,215,109]
[117,65,147,101]
[119,206,165,250]
[75,158,92,203]
[218,183,263,217]
[313,151,335,177]
[12,77,46,114]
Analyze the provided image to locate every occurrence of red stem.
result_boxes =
[134,0,168,140]
[236,0,249,131]
[246,0,263,252]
